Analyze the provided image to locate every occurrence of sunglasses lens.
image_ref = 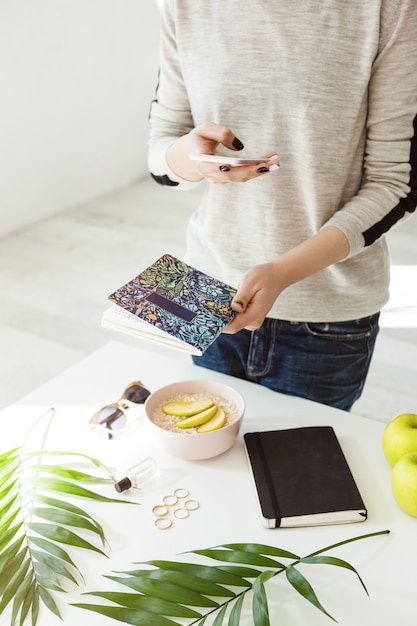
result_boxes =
[96,405,127,431]
[124,383,150,404]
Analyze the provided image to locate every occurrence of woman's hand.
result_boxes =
[166,122,279,183]
[225,262,284,334]
[225,226,351,334]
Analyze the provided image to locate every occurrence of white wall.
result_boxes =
[0,0,161,236]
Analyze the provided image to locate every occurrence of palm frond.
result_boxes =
[75,530,389,626]
[0,445,135,626]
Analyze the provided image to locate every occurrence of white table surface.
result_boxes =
[1,340,416,626]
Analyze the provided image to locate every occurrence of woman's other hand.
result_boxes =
[225,262,284,334]
[225,227,350,333]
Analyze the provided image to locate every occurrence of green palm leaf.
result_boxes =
[301,555,369,595]
[217,565,263,579]
[0,523,23,552]
[0,444,134,626]
[212,603,228,625]
[85,591,203,617]
[0,548,27,591]
[192,548,283,569]
[111,568,235,597]
[252,572,274,626]
[77,530,389,626]
[73,604,179,625]
[23,449,115,475]
[37,586,61,618]
[228,592,245,626]
[28,491,93,512]
[286,565,336,622]
[0,508,21,534]
[25,464,113,484]
[25,507,106,544]
[31,549,78,585]
[140,561,252,588]
[10,571,33,625]
[23,476,121,501]
[29,536,78,567]
[0,556,31,612]
[220,543,299,560]
[0,537,24,577]
[105,574,220,607]
[0,473,16,492]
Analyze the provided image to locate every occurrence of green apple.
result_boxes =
[381,413,417,466]
[391,451,417,517]
[162,398,214,417]
[197,407,226,433]
[176,404,218,429]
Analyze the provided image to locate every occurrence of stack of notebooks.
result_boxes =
[244,426,367,528]
[102,253,237,355]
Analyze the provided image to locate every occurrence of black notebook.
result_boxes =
[244,426,367,528]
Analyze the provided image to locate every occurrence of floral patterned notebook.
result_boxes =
[102,254,237,355]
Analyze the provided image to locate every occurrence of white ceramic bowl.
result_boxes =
[144,379,245,460]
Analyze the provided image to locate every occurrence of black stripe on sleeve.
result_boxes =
[363,113,417,247]
[150,173,179,187]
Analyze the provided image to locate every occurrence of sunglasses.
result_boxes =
[89,381,151,438]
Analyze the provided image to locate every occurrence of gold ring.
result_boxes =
[152,505,169,517]
[174,488,189,499]
[174,508,190,519]
[154,518,172,530]
[162,494,178,506]
[184,499,200,511]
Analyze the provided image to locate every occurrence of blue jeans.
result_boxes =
[192,314,380,411]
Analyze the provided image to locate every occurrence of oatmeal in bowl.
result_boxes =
[144,380,245,460]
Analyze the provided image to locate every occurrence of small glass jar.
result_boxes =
[114,457,160,493]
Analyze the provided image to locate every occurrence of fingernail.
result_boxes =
[219,165,230,172]
[257,166,269,173]
[232,137,244,150]
[269,163,280,171]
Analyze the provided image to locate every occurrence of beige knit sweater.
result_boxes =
[149,0,417,322]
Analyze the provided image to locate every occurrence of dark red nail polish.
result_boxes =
[257,166,269,173]
[219,165,230,172]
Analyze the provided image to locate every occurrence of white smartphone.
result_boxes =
[189,153,275,166]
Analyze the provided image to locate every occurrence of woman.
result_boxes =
[148,1,417,410]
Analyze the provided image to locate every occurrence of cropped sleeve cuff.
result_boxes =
[148,136,203,190]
